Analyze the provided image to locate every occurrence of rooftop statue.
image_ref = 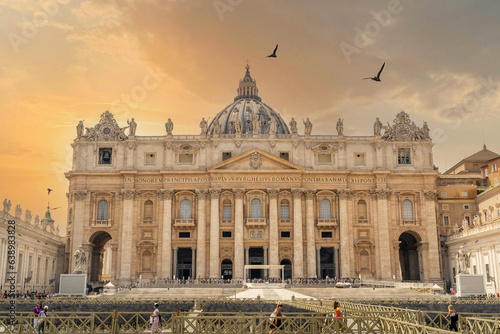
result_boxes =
[289,118,298,135]
[127,118,137,136]
[336,118,344,136]
[199,117,208,135]
[3,199,11,213]
[165,118,174,135]
[303,118,313,136]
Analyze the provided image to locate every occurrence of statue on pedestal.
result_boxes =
[234,117,242,134]
[73,246,87,274]
[303,118,313,136]
[289,118,298,135]
[336,118,344,136]
[3,199,11,213]
[373,118,382,136]
[456,246,470,274]
[76,120,84,138]
[252,114,260,134]
[15,205,22,218]
[199,118,208,135]
[268,119,276,135]
[127,118,137,136]
[165,118,174,135]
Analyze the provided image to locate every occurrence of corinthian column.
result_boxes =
[305,190,316,278]
[210,189,221,278]
[119,189,137,284]
[158,190,173,279]
[423,190,441,281]
[72,191,87,273]
[338,189,353,278]
[374,189,392,279]
[196,189,208,278]
[268,189,279,279]
[233,189,245,279]
[292,188,304,278]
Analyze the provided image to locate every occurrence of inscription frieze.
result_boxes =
[126,176,386,184]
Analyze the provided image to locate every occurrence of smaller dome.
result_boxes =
[206,66,290,135]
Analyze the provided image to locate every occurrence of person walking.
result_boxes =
[151,303,163,334]
[334,301,343,329]
[37,306,49,334]
[445,304,459,332]
[33,301,43,332]
[269,302,285,334]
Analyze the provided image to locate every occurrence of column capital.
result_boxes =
[74,191,88,201]
[337,189,353,200]
[191,246,197,250]
[267,188,279,199]
[157,189,173,200]
[120,189,138,200]
[316,246,322,251]
[263,245,268,250]
[195,189,208,199]
[305,189,316,199]
[245,246,250,251]
[392,240,401,250]
[423,190,437,201]
[209,188,221,198]
[372,189,391,200]
[291,188,305,198]
[233,188,245,199]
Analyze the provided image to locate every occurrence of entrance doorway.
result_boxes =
[280,259,292,280]
[320,247,335,278]
[248,248,264,279]
[177,248,192,279]
[89,231,112,282]
[221,259,233,280]
[399,232,421,281]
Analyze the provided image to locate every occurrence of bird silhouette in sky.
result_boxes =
[47,188,53,195]
[363,62,385,82]
[266,44,278,58]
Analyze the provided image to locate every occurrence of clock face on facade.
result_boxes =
[100,124,113,137]
[396,124,410,138]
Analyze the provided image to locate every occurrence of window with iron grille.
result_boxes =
[97,200,108,220]
[250,198,261,218]
[280,200,290,219]
[179,199,191,219]
[402,200,413,220]
[223,205,232,219]
[320,199,331,219]
[398,148,411,165]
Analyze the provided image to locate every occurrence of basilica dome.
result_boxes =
[205,65,290,135]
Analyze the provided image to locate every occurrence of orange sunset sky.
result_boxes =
[1,1,500,235]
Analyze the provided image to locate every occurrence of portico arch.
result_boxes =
[398,231,421,281]
[88,231,112,282]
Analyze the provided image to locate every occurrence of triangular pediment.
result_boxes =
[207,148,304,171]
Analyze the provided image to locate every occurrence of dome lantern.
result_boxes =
[235,64,261,102]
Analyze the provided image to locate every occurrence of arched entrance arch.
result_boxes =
[399,231,422,281]
[89,231,112,282]
[280,259,292,280]
[221,259,233,280]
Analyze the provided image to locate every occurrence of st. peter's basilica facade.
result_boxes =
[66,66,441,285]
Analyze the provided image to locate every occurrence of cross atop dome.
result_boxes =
[235,64,260,102]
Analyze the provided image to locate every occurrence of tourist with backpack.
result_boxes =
[150,303,163,334]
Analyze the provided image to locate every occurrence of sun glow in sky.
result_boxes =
[1,0,500,234]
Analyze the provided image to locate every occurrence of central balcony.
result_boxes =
[246,218,267,228]
[316,218,338,229]
[91,220,113,227]
[174,219,196,229]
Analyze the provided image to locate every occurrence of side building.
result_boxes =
[66,66,442,286]
[0,200,65,293]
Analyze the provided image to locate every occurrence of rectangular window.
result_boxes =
[222,231,232,238]
[145,153,156,165]
[179,153,193,164]
[321,231,333,238]
[465,216,470,224]
[222,206,232,219]
[222,152,232,161]
[461,191,468,197]
[355,153,365,165]
[179,232,190,238]
[441,192,447,197]
[444,216,449,226]
[442,204,449,210]
[280,231,291,238]
[398,148,411,165]
[280,152,290,161]
[98,148,112,165]
[463,205,470,210]
[318,153,332,164]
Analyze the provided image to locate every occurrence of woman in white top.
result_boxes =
[151,303,163,334]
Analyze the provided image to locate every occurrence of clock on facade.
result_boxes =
[100,125,114,137]
[396,124,410,138]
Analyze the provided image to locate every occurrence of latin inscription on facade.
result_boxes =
[126,176,386,184]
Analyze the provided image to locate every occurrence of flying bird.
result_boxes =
[266,44,278,58]
[363,62,385,82]
[47,188,53,195]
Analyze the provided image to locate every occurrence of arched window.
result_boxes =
[97,200,108,220]
[357,200,367,219]
[360,250,370,270]
[144,200,153,222]
[180,199,191,219]
[250,198,261,218]
[320,199,331,219]
[280,199,290,219]
[222,199,232,219]
[402,200,413,220]
[142,251,152,271]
